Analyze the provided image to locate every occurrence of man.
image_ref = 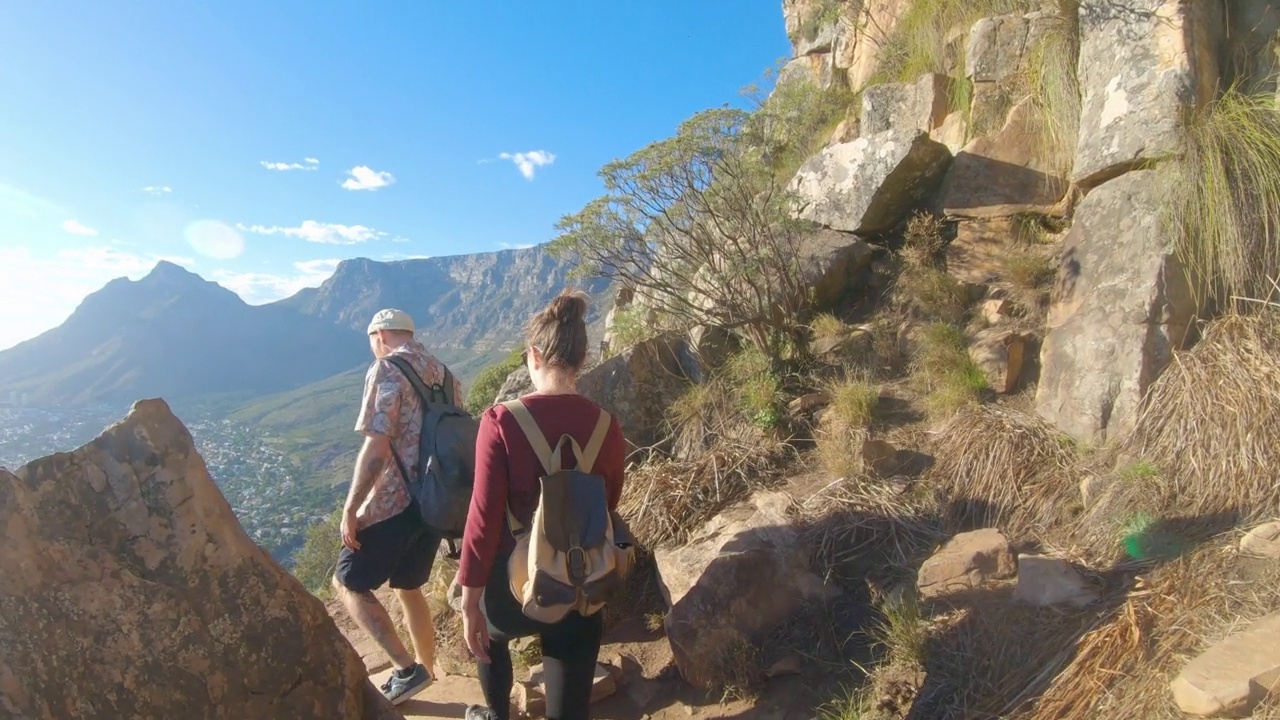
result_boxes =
[332,308,464,705]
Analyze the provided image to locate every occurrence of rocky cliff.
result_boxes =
[776,0,1280,443]
[277,246,611,358]
[0,399,397,719]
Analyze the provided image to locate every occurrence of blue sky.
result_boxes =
[0,1,790,350]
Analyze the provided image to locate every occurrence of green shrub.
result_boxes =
[291,506,342,598]
[870,0,1035,87]
[607,304,661,356]
[727,346,784,429]
[465,349,523,415]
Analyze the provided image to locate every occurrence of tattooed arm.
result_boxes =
[340,433,392,549]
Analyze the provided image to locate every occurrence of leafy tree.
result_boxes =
[550,107,816,362]
[291,506,342,598]
[465,349,523,415]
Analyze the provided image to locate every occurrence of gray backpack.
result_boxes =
[384,355,478,546]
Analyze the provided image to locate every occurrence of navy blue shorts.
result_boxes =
[334,502,441,592]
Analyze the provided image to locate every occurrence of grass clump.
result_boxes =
[913,323,988,418]
[1165,89,1280,308]
[1025,5,1081,175]
[1115,311,1280,521]
[795,0,844,43]
[929,404,1078,535]
[817,372,881,478]
[744,67,856,179]
[900,212,947,270]
[869,0,1035,87]
[810,312,851,346]
[1002,245,1057,291]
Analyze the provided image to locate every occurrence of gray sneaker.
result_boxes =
[465,704,501,720]
[380,663,433,705]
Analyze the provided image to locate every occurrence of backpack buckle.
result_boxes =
[567,533,587,581]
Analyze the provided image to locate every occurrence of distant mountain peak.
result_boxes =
[145,260,200,281]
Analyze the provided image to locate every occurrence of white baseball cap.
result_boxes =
[367,308,415,335]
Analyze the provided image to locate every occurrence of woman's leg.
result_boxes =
[540,611,605,720]
[475,636,514,720]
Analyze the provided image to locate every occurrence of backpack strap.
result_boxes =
[579,410,613,474]
[500,400,556,475]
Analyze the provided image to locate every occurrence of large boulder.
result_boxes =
[969,328,1036,394]
[493,365,535,404]
[1072,0,1224,188]
[800,229,876,310]
[790,129,953,236]
[656,491,832,689]
[1034,169,1197,443]
[859,74,956,139]
[0,399,397,720]
[1170,609,1280,717]
[966,13,1056,84]
[577,334,700,452]
[938,96,1069,218]
[945,218,1019,284]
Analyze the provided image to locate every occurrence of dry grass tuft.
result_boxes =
[1116,311,1280,522]
[810,312,850,346]
[1003,244,1057,291]
[817,372,881,479]
[901,212,947,270]
[1020,542,1280,719]
[894,266,971,326]
[618,441,789,550]
[928,404,1079,537]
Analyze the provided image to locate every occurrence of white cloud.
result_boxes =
[212,259,341,305]
[498,150,556,180]
[184,219,245,260]
[261,160,318,171]
[498,241,536,250]
[380,252,433,261]
[237,220,384,245]
[142,186,172,196]
[61,219,98,237]
[0,246,196,351]
[304,157,319,165]
[342,165,395,191]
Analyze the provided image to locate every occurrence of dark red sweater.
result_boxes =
[457,393,627,588]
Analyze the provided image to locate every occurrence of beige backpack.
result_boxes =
[501,399,636,623]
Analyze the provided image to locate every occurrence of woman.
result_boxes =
[456,289,627,720]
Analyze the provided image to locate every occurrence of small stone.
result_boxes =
[1171,609,1280,717]
[1012,555,1099,608]
[861,439,900,476]
[1079,475,1105,509]
[980,298,1013,325]
[1241,521,1280,559]
[765,655,804,678]
[789,392,832,415]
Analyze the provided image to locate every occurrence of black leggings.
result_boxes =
[477,552,604,720]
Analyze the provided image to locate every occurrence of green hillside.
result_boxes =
[228,346,512,489]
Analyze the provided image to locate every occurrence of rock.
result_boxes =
[789,392,832,415]
[860,74,956,138]
[765,655,805,678]
[980,298,1014,324]
[1241,521,1280,559]
[939,97,1068,218]
[790,129,953,236]
[917,529,1018,600]
[493,365,535,404]
[836,0,913,90]
[656,491,831,689]
[795,18,840,57]
[931,111,969,154]
[801,229,876,310]
[1079,474,1105,509]
[861,438,900,476]
[1035,169,1197,443]
[945,218,1018,284]
[517,663,617,717]
[777,53,838,92]
[969,328,1035,394]
[966,13,1056,84]
[1226,1,1280,96]
[1072,0,1224,188]
[1170,609,1280,717]
[687,325,737,373]
[578,334,700,452]
[0,399,397,720]
[1012,555,1099,608]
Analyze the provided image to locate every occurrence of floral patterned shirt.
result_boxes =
[353,339,464,529]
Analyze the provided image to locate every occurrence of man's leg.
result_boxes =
[394,588,436,671]
[333,513,418,671]
[333,578,415,670]
[388,528,443,673]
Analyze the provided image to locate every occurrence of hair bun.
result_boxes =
[549,290,588,325]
